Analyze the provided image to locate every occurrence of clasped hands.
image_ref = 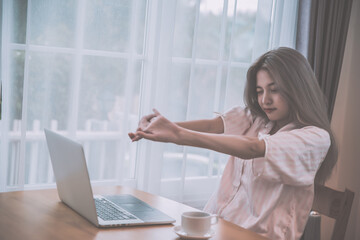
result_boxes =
[128,109,181,143]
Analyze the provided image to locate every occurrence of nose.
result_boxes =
[261,91,272,105]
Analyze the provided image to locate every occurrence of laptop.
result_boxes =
[44,128,175,227]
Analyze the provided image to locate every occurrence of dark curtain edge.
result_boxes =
[296,0,354,121]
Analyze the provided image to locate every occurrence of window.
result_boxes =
[1,0,147,190]
[0,0,298,208]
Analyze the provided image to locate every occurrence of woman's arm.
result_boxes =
[131,109,265,159]
[128,110,224,141]
[175,117,224,134]
[177,128,265,159]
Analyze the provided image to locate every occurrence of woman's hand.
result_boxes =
[128,109,181,143]
[128,111,157,142]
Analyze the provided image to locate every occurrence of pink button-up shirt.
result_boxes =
[203,106,330,240]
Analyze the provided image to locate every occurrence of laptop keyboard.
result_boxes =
[94,198,137,221]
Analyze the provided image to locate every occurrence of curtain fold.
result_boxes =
[296,0,353,119]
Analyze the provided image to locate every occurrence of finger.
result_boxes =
[128,132,143,142]
[152,108,161,116]
[136,131,154,141]
[128,132,138,141]
[137,132,151,139]
[132,135,142,142]
[144,113,157,121]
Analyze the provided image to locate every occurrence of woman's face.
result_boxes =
[256,70,290,128]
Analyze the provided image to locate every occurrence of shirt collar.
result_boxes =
[264,121,297,134]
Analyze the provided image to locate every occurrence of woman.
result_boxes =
[128,47,336,240]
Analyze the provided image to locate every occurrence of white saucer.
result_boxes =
[173,225,215,240]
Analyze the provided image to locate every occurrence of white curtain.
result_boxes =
[0,0,298,208]
[137,0,299,208]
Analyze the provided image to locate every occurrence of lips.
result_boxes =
[263,108,276,114]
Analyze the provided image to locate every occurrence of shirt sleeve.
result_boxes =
[220,106,254,135]
[252,126,331,186]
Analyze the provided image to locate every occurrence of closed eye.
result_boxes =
[256,88,263,95]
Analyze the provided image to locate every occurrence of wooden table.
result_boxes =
[0,186,268,240]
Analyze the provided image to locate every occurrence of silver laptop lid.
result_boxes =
[44,129,99,226]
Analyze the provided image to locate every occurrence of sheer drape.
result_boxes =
[1,0,298,207]
[136,0,299,208]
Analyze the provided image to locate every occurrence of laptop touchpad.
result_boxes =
[120,203,154,212]
[105,195,154,212]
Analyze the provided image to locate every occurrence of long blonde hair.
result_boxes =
[244,47,337,184]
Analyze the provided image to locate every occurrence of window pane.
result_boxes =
[0,85,2,121]
[9,50,25,128]
[29,0,77,48]
[211,152,228,176]
[27,52,73,131]
[224,0,258,62]
[224,66,247,110]
[172,0,196,58]
[81,140,121,180]
[84,0,147,53]
[5,50,26,187]
[162,63,191,121]
[135,1,147,54]
[186,147,210,177]
[196,0,224,60]
[130,61,143,115]
[187,65,217,120]
[25,141,51,184]
[162,144,184,179]
[7,143,20,186]
[78,56,127,130]
[11,0,28,44]
[23,50,71,184]
[162,146,212,178]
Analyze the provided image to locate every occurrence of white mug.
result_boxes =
[181,211,218,236]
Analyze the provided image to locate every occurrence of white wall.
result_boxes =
[325,0,360,239]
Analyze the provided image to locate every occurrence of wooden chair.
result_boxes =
[301,184,355,240]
